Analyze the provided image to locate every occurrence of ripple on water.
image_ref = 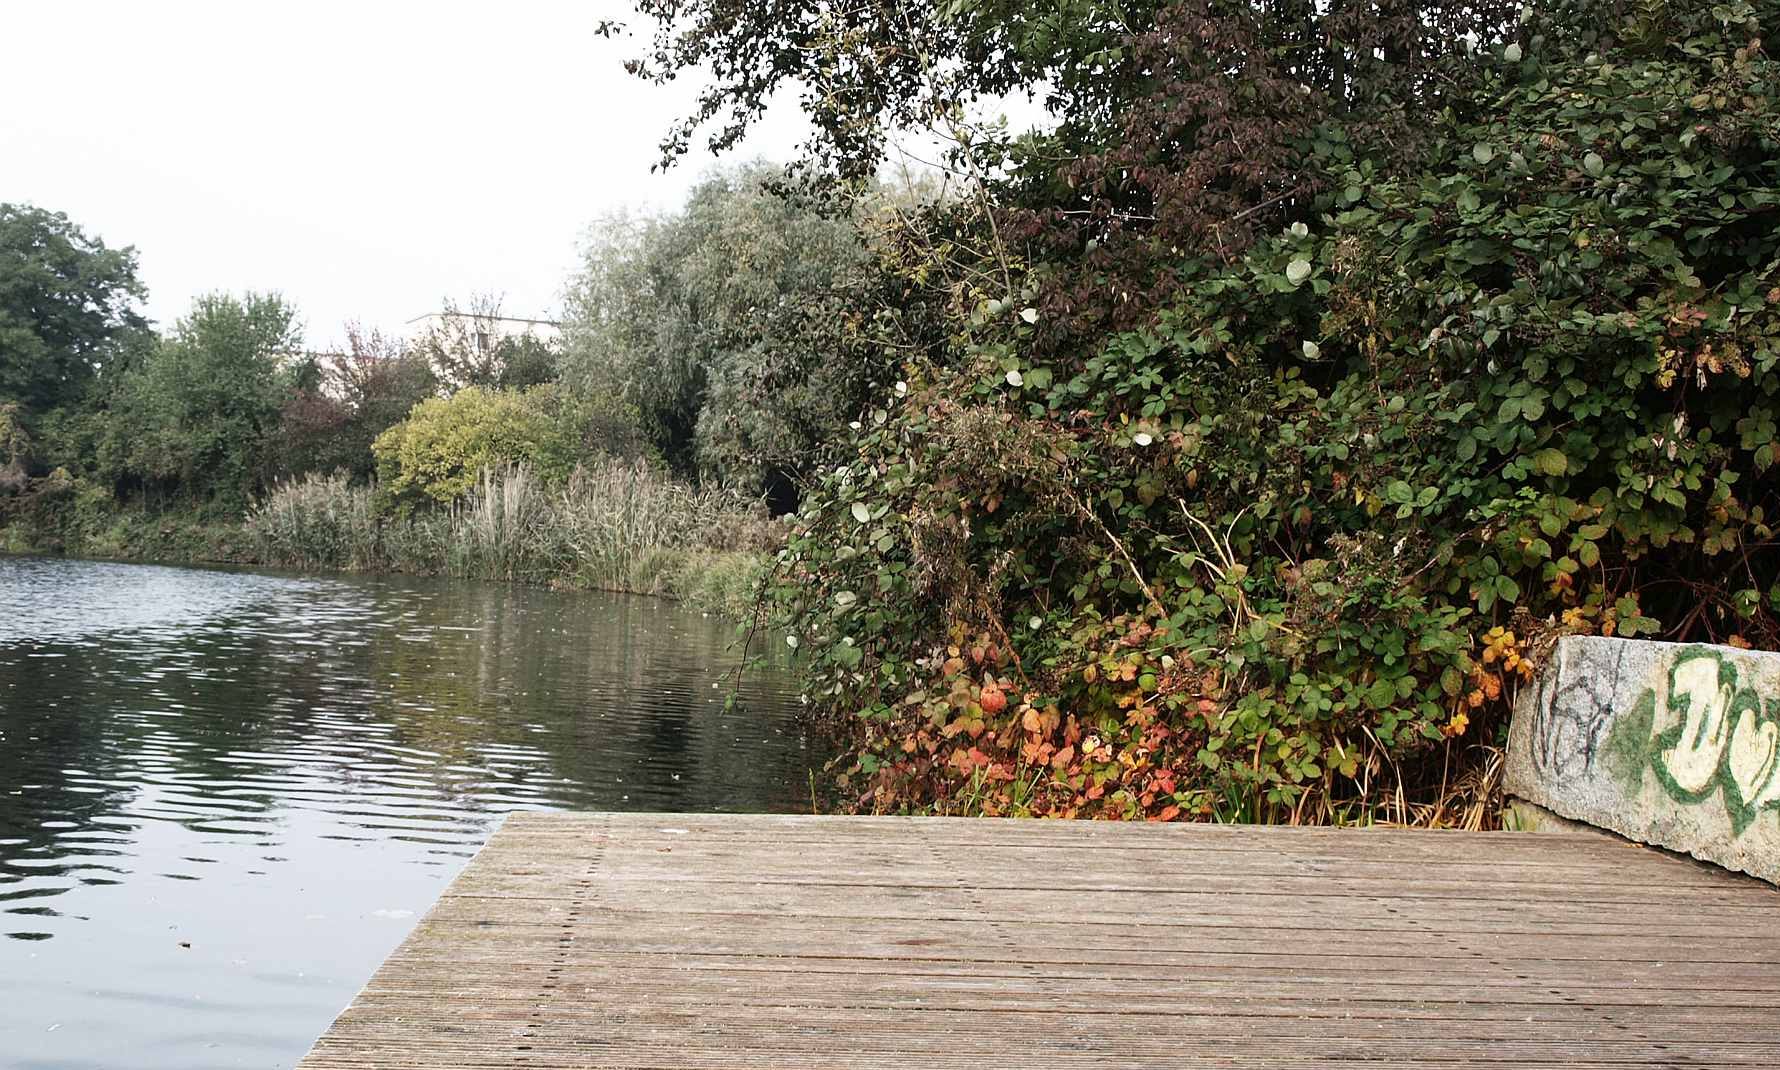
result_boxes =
[0,554,817,1070]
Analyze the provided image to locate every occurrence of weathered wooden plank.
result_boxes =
[303,1026,1780,1064]
[332,983,1780,1026]
[298,812,1780,1069]
[435,879,1773,933]
[377,941,1780,991]
[442,864,1773,908]
[410,916,1780,966]
[471,844,1748,892]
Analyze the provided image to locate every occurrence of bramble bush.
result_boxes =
[756,1,1780,822]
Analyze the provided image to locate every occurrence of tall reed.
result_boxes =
[556,458,751,592]
[447,464,568,582]
[246,458,778,615]
[245,472,382,570]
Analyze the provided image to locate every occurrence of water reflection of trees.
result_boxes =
[360,580,811,813]
[0,645,140,894]
[0,561,817,924]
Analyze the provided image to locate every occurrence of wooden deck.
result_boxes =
[298,811,1780,1069]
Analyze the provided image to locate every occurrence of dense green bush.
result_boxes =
[659,0,1780,821]
[371,385,585,505]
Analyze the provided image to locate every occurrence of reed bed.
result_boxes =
[244,472,382,571]
[246,458,777,614]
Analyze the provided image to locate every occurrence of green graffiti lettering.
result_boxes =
[1627,648,1780,836]
[1654,653,1735,803]
[1601,689,1655,795]
[1723,692,1780,834]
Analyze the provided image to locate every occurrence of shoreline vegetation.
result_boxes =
[10,3,1780,829]
[1,459,776,619]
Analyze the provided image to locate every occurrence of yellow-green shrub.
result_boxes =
[371,385,580,505]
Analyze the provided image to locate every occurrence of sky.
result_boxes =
[0,1,810,349]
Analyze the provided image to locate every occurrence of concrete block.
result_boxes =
[1501,797,1615,838]
[1505,635,1780,884]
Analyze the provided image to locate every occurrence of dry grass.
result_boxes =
[1282,743,1506,830]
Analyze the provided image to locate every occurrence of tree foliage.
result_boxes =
[0,204,147,421]
[560,162,877,500]
[99,292,303,508]
[277,325,441,481]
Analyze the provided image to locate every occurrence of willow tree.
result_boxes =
[560,162,876,506]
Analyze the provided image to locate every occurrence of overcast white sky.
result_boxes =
[0,1,809,348]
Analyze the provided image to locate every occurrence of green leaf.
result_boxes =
[1533,448,1568,476]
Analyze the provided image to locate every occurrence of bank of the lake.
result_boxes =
[1,463,775,620]
[0,554,822,1070]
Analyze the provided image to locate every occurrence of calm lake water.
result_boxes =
[0,555,817,1069]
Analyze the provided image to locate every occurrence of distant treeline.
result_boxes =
[0,162,894,612]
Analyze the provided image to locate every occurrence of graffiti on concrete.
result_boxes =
[1526,641,1626,778]
[1595,648,1780,835]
